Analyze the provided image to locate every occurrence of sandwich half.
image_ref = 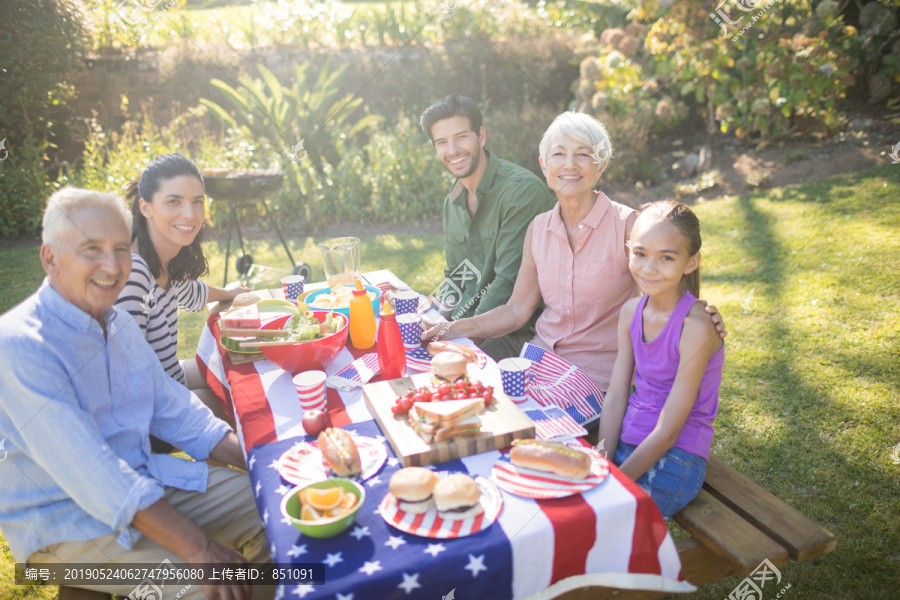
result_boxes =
[407,397,484,443]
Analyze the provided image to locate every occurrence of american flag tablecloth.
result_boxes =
[246,420,694,600]
[194,279,695,599]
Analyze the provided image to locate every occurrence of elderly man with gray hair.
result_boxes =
[0,187,271,600]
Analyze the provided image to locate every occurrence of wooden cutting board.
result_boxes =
[363,366,535,467]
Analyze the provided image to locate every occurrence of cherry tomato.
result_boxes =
[469,391,482,400]
[410,393,423,404]
[419,388,433,402]
[453,391,468,400]
[398,397,412,413]
[469,380,483,392]
[481,389,494,405]
[483,385,494,394]
[391,404,401,416]
[453,379,468,391]
[437,383,451,397]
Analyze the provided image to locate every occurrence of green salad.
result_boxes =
[277,311,342,342]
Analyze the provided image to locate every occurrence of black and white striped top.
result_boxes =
[116,254,209,385]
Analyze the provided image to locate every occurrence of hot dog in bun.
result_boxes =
[317,427,362,477]
[509,439,592,479]
[427,341,477,363]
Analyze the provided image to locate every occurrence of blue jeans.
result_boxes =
[614,442,706,519]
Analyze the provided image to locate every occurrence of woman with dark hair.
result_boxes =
[117,154,247,423]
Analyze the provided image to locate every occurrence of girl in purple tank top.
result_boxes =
[598,201,725,519]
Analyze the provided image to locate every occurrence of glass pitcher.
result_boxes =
[317,237,361,287]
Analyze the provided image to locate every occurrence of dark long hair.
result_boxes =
[639,200,702,298]
[126,153,209,283]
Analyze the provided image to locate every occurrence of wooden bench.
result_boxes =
[553,456,836,599]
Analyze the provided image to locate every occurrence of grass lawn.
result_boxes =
[1,165,898,598]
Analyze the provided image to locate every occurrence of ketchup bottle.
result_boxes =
[377,301,407,380]
[348,279,376,349]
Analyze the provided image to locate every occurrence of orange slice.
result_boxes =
[300,504,322,522]
[339,493,357,510]
[305,486,343,511]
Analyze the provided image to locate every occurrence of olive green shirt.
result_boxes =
[438,151,555,323]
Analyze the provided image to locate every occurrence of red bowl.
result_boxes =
[259,312,348,373]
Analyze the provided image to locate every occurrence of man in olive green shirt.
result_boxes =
[420,95,555,360]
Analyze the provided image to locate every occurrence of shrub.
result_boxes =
[568,0,854,153]
[200,58,383,226]
[0,0,86,238]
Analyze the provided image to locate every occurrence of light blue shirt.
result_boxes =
[0,281,232,562]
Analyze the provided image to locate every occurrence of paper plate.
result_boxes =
[379,473,502,539]
[418,295,434,313]
[278,436,387,486]
[491,448,609,499]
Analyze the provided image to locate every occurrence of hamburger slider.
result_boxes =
[430,351,469,384]
[433,473,483,519]
[389,467,438,514]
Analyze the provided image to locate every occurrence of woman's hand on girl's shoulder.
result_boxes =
[698,299,727,339]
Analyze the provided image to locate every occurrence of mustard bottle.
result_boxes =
[348,279,376,349]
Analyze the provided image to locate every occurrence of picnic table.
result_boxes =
[194,270,693,599]
[59,270,835,600]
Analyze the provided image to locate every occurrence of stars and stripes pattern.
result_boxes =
[525,406,589,441]
[244,422,693,600]
[326,353,381,390]
[521,344,604,425]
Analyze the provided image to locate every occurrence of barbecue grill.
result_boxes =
[203,170,311,285]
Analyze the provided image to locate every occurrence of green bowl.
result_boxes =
[280,478,366,539]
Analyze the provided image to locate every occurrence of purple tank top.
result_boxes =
[619,290,724,461]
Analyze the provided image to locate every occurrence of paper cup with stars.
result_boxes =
[498,357,533,404]
[393,290,420,315]
[281,275,305,304]
[396,313,422,349]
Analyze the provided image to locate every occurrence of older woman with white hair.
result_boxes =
[424,111,724,395]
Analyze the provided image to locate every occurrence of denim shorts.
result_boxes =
[614,442,706,519]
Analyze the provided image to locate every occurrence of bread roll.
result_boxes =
[232,292,261,307]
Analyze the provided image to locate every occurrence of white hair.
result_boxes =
[42,187,132,247]
[539,111,614,176]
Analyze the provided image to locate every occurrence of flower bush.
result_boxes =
[569,0,857,159]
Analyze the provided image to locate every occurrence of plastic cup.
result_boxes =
[393,290,419,315]
[498,357,533,404]
[281,275,305,304]
[396,313,422,349]
[293,370,327,411]
[317,237,361,287]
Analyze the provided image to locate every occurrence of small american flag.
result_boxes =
[405,347,433,372]
[521,344,604,424]
[525,407,589,441]
[326,353,381,390]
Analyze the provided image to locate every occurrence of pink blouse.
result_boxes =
[530,192,636,391]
